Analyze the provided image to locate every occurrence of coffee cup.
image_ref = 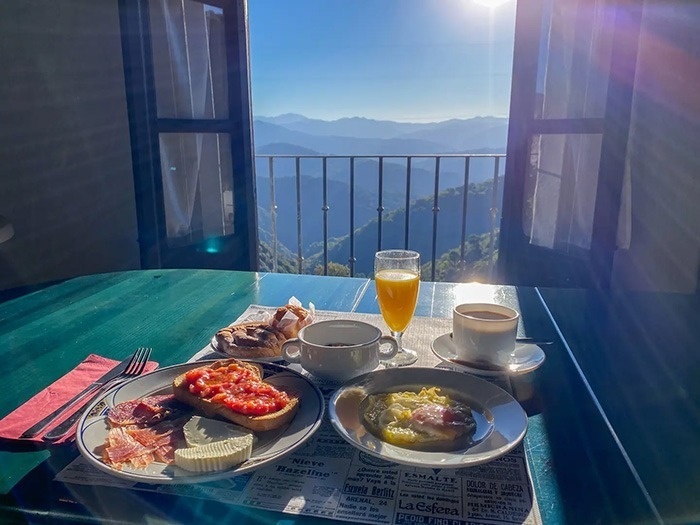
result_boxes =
[452,303,519,367]
[281,320,398,381]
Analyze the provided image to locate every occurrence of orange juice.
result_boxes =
[375,269,420,332]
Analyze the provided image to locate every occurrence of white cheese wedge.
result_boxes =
[183,415,254,448]
[174,435,254,472]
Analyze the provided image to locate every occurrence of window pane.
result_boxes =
[535,0,613,119]
[159,133,234,242]
[149,0,228,119]
[524,133,602,251]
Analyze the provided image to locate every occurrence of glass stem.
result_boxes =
[392,331,404,353]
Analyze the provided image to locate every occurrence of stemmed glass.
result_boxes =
[374,250,421,367]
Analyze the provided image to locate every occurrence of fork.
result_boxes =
[42,347,152,442]
[22,347,152,439]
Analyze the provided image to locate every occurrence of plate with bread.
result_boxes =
[76,358,324,484]
[329,367,527,468]
[210,303,314,361]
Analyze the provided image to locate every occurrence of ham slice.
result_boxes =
[102,395,188,470]
[102,421,185,470]
[107,394,186,427]
[410,403,473,441]
[127,420,184,464]
[103,427,155,470]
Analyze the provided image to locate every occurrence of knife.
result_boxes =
[515,337,554,345]
[20,355,132,439]
[42,377,129,442]
[448,333,554,345]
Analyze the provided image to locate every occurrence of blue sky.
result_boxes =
[248,0,517,123]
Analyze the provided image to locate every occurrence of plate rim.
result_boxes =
[431,332,545,377]
[328,366,528,468]
[76,359,324,484]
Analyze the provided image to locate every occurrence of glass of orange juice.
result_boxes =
[374,250,420,367]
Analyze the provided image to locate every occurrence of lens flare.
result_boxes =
[473,0,512,7]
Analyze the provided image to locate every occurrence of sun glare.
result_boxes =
[472,0,512,7]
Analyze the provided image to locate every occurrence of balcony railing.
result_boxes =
[255,153,506,282]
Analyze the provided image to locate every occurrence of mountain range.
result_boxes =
[254,114,507,154]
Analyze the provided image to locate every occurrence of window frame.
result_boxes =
[119,0,258,271]
[498,0,643,289]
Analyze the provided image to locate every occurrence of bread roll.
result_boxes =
[214,322,286,359]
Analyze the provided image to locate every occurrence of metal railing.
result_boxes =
[255,153,505,282]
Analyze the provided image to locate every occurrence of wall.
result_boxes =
[612,2,700,293]
[0,0,140,291]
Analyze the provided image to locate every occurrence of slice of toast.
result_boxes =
[172,359,300,432]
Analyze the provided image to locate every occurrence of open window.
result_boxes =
[120,0,258,270]
[498,0,642,288]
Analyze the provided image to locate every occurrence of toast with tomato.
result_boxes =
[172,359,300,432]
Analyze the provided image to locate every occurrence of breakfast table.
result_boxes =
[0,269,697,524]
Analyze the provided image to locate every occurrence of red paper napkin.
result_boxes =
[0,354,158,445]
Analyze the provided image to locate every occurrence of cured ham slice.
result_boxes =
[103,427,156,470]
[107,394,186,427]
[102,420,185,470]
[102,395,188,470]
[127,419,185,464]
[106,400,140,427]
[410,403,474,441]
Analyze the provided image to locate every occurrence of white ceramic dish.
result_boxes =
[328,367,527,468]
[431,333,545,377]
[209,336,286,362]
[76,361,324,484]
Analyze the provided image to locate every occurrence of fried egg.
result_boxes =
[362,387,476,451]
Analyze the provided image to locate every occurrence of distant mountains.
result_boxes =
[254,114,507,154]
[251,113,508,278]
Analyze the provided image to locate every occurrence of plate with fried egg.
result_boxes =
[328,367,527,467]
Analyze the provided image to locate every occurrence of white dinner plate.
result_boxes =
[209,336,285,362]
[431,333,546,377]
[76,360,324,484]
[328,367,527,468]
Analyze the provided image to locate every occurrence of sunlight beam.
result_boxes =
[473,0,512,7]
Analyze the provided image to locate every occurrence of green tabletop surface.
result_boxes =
[1,269,694,524]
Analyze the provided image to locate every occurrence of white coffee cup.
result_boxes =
[282,320,398,381]
[452,303,520,367]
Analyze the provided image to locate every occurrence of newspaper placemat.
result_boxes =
[56,306,542,525]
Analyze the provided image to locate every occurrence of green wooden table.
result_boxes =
[1,269,689,524]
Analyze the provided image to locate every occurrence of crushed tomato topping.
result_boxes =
[184,363,289,416]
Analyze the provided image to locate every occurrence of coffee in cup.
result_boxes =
[452,303,519,368]
[281,320,398,381]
